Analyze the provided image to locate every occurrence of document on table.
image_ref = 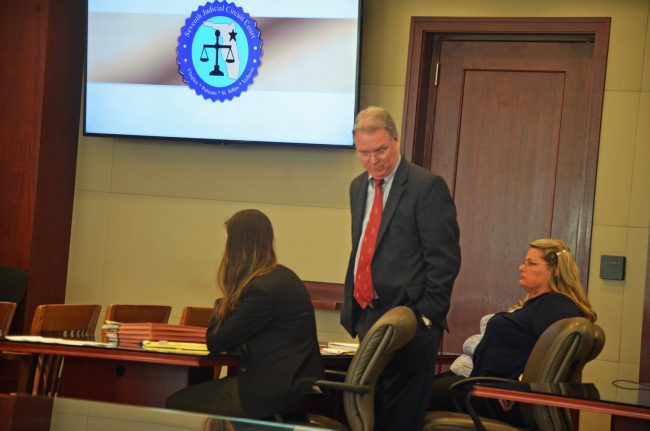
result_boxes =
[320,341,359,355]
[141,340,210,356]
[5,335,113,348]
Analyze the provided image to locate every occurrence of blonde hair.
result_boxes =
[352,106,398,140]
[513,239,596,322]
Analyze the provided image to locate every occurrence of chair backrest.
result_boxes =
[0,301,17,337]
[179,306,214,327]
[0,266,28,304]
[30,304,101,340]
[102,304,172,342]
[343,306,417,431]
[28,304,101,396]
[104,304,172,324]
[520,317,605,430]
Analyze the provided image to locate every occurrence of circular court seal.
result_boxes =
[177,1,262,102]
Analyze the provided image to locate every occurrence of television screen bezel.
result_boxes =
[82,0,363,149]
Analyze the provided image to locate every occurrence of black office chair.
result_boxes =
[0,302,17,338]
[422,317,605,431]
[0,266,28,304]
[302,306,418,431]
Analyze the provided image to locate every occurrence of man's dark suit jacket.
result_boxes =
[206,265,324,418]
[341,158,461,338]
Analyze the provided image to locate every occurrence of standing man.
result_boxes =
[341,106,461,431]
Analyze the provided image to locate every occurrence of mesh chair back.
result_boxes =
[104,304,172,324]
[0,301,17,337]
[0,266,28,304]
[520,317,602,430]
[101,304,171,342]
[28,304,101,396]
[180,306,214,327]
[30,304,101,340]
[343,306,417,431]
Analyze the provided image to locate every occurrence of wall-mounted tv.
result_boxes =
[84,0,362,148]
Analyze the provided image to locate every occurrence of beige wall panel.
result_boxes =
[617,362,642,403]
[358,84,406,134]
[582,358,619,399]
[599,0,648,92]
[50,413,86,431]
[99,194,352,318]
[267,205,350,283]
[619,228,649,363]
[593,92,638,227]
[101,194,230,315]
[65,191,109,305]
[109,140,357,209]
[629,92,650,228]
[643,4,650,91]
[75,136,115,192]
[361,0,416,86]
[578,411,610,431]
[580,359,616,430]
[588,225,627,362]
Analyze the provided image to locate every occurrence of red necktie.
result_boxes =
[354,178,384,309]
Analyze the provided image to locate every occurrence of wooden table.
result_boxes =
[0,340,234,407]
[1,339,458,420]
[473,382,650,431]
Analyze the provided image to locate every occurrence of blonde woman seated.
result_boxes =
[166,209,323,420]
[429,239,597,426]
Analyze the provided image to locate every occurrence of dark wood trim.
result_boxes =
[401,17,610,288]
[0,394,53,431]
[0,341,237,368]
[640,231,650,382]
[473,385,650,421]
[0,0,85,333]
[304,281,344,310]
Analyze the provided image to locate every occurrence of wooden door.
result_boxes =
[402,19,609,353]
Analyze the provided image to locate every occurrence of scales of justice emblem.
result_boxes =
[200,27,236,77]
[177,1,262,102]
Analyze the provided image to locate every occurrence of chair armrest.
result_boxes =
[323,369,347,378]
[313,379,370,394]
[449,376,517,392]
[448,376,518,424]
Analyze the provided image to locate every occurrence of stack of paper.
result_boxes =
[321,341,359,355]
[102,321,207,349]
[142,340,209,355]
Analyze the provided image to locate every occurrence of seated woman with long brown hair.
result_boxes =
[166,209,323,419]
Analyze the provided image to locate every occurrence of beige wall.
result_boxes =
[67,0,649,426]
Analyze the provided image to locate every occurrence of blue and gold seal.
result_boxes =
[177,1,262,102]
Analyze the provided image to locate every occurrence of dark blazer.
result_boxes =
[206,265,324,418]
[341,158,461,337]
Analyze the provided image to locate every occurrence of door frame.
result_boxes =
[401,17,610,285]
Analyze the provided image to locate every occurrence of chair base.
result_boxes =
[422,411,521,431]
[305,413,349,430]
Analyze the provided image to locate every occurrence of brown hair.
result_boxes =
[215,209,277,326]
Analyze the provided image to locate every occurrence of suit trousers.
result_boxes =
[165,376,246,418]
[372,318,442,431]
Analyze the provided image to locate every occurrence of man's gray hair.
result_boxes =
[352,106,398,140]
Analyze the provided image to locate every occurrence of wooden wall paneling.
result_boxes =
[401,18,609,353]
[0,0,85,333]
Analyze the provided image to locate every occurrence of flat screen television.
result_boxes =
[84,0,362,148]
